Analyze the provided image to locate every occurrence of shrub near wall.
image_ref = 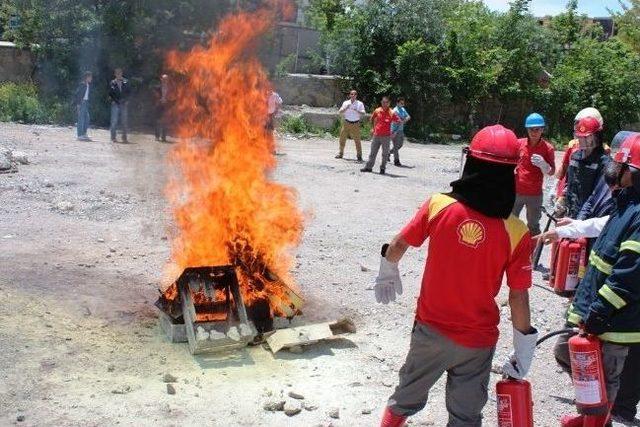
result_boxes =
[0,82,48,123]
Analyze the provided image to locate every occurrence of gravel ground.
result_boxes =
[0,122,584,426]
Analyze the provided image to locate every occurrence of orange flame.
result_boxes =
[163,3,304,313]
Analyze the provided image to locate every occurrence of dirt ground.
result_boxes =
[0,122,586,426]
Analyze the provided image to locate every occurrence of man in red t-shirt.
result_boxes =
[513,113,555,236]
[376,125,538,427]
[361,96,401,175]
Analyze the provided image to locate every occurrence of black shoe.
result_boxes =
[394,160,401,166]
[335,154,343,159]
[360,167,372,173]
[357,156,363,162]
[379,168,386,175]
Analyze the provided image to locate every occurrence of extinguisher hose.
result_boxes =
[536,328,579,346]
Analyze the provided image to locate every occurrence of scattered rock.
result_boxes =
[111,385,131,394]
[109,247,116,253]
[11,151,29,165]
[43,180,54,188]
[288,391,304,400]
[360,264,370,272]
[55,201,75,212]
[349,382,363,387]
[163,373,177,383]
[97,238,105,243]
[263,400,286,412]
[382,380,394,388]
[329,408,340,419]
[107,365,115,372]
[361,408,372,415]
[303,402,318,411]
[16,415,25,422]
[166,384,176,395]
[284,402,302,417]
[0,151,12,171]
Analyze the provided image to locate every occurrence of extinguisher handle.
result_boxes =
[535,328,580,346]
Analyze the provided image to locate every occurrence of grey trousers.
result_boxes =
[392,130,404,162]
[512,193,543,235]
[364,135,391,170]
[388,323,495,426]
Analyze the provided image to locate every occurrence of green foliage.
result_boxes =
[0,82,52,123]
[279,115,322,135]
[309,0,640,140]
[275,54,296,78]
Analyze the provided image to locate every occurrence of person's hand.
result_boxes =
[374,254,403,304]
[556,217,573,227]
[584,310,610,336]
[531,154,552,174]
[502,327,538,379]
[534,230,560,245]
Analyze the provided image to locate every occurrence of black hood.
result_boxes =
[447,155,516,219]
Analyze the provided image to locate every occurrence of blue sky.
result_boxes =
[482,0,624,17]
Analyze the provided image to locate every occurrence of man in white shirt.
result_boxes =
[336,89,366,161]
[266,91,282,131]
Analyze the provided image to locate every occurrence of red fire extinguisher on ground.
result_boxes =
[552,238,587,297]
[568,333,608,413]
[496,378,534,427]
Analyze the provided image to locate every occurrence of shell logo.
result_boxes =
[457,220,486,249]
[579,125,586,133]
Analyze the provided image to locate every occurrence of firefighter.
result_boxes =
[375,125,538,427]
[557,133,640,426]
[564,116,613,220]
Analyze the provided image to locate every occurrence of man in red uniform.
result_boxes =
[513,113,556,236]
[375,125,538,427]
[361,96,401,175]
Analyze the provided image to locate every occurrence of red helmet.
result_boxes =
[468,125,519,165]
[611,131,640,169]
[574,116,602,137]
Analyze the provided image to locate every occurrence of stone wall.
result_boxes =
[0,42,34,83]
[273,73,347,108]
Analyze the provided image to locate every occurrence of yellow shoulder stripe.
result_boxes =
[503,215,529,255]
[428,194,456,222]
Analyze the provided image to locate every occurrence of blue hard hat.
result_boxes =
[525,113,545,128]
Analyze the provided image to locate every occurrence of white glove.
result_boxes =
[531,154,551,174]
[374,251,403,304]
[502,327,538,379]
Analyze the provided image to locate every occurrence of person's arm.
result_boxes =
[404,109,411,123]
[546,145,556,176]
[585,224,640,335]
[374,200,431,304]
[338,101,349,114]
[357,101,366,114]
[509,289,533,334]
[370,109,377,126]
[557,216,609,239]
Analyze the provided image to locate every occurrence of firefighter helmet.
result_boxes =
[575,107,603,128]
[611,131,640,170]
[574,116,602,138]
[467,124,519,165]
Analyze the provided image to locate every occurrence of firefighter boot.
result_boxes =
[380,407,406,427]
[560,414,584,427]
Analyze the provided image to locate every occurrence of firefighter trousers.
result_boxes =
[387,322,494,426]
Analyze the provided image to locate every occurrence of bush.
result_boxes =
[279,115,321,134]
[0,83,51,123]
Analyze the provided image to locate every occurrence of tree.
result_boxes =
[613,0,640,53]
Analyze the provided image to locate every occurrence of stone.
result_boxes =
[0,151,12,170]
[284,402,302,417]
[166,384,176,395]
[11,151,29,165]
[303,402,318,411]
[56,201,74,212]
[329,408,340,419]
[163,373,177,383]
[362,408,372,415]
[288,391,304,400]
[17,415,25,422]
[263,400,286,412]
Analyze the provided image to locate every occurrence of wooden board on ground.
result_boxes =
[265,318,356,353]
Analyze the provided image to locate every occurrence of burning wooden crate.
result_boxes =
[156,265,303,354]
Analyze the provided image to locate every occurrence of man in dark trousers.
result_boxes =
[74,71,92,141]
[155,74,170,142]
[109,68,131,143]
[375,125,537,427]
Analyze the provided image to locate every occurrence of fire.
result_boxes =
[162,3,304,317]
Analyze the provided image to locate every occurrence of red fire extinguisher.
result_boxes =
[568,334,608,413]
[548,240,560,287]
[496,378,534,427]
[553,238,587,297]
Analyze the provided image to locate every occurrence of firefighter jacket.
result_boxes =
[567,188,640,344]
[565,148,611,219]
